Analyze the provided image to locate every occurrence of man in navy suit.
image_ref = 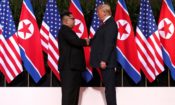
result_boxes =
[90,4,118,105]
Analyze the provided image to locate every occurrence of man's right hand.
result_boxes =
[85,38,90,46]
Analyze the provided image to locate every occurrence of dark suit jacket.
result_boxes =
[58,25,87,71]
[90,17,118,68]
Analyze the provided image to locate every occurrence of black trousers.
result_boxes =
[60,69,81,105]
[101,68,117,105]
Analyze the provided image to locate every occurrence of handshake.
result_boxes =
[85,38,90,46]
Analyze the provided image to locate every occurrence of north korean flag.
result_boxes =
[17,0,45,83]
[115,0,141,83]
[158,0,175,80]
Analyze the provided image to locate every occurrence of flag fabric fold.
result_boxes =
[40,0,61,80]
[158,0,175,80]
[17,0,45,83]
[0,0,23,83]
[115,0,141,83]
[136,0,164,82]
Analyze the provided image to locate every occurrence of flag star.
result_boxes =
[19,22,31,38]
[73,22,81,34]
[118,22,128,38]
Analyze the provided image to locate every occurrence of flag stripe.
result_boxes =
[48,60,60,80]
[2,36,22,73]
[23,1,36,20]
[118,1,128,15]
[20,46,42,82]
[71,0,83,16]
[116,47,141,83]
[137,52,155,81]
[0,45,16,77]
[136,35,156,81]
[0,57,14,82]
[40,23,49,53]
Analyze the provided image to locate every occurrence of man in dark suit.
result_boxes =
[90,4,118,105]
[58,11,89,105]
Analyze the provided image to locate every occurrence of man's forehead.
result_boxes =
[69,14,74,17]
[64,14,73,19]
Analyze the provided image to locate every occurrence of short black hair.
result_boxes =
[60,11,72,20]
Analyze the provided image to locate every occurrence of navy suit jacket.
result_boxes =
[90,17,118,68]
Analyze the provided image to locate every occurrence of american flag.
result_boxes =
[0,0,23,83]
[40,0,61,80]
[69,0,92,82]
[17,0,45,83]
[158,0,175,80]
[89,0,103,38]
[115,0,141,83]
[136,0,164,82]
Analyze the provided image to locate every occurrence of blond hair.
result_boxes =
[97,3,112,15]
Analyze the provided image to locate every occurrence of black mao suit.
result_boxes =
[58,25,87,105]
[90,17,118,105]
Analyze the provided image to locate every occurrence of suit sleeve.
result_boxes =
[101,21,117,63]
[63,29,87,47]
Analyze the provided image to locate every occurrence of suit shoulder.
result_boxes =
[106,17,117,28]
[60,25,70,31]
[60,25,73,35]
[106,17,115,23]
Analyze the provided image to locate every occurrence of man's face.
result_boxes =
[97,9,105,21]
[66,14,75,28]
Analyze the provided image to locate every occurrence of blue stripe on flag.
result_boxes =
[24,0,34,14]
[119,0,128,11]
[117,48,141,83]
[20,48,41,83]
[162,48,175,80]
[72,0,83,12]
[166,0,175,13]
[82,69,93,82]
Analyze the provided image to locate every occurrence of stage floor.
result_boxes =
[0,87,174,105]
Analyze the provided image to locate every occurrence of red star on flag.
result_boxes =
[19,22,31,38]
[118,22,128,39]
[73,23,81,34]
[160,20,172,36]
